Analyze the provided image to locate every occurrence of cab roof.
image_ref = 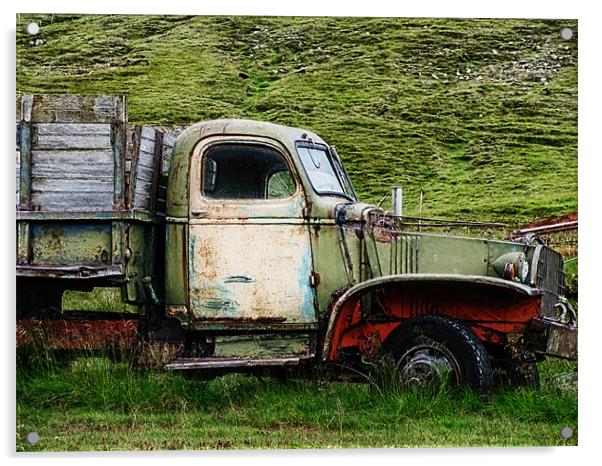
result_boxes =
[180,119,327,147]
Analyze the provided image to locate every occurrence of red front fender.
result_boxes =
[323,274,542,361]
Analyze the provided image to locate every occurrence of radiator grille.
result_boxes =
[535,246,565,316]
[389,234,419,275]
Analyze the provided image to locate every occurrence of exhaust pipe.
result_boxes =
[392,186,403,217]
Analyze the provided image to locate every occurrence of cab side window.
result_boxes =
[202,145,296,200]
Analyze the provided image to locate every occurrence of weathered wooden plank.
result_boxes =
[134,178,153,196]
[31,179,114,192]
[133,198,151,210]
[24,94,125,124]
[139,137,156,155]
[35,123,112,135]
[33,161,113,173]
[20,95,33,122]
[134,197,152,209]
[134,171,153,188]
[34,134,113,150]
[137,150,156,170]
[33,173,114,182]
[32,201,114,210]
[31,192,114,210]
[135,164,155,184]
[133,181,153,209]
[140,126,156,140]
[32,150,114,166]
[163,134,176,146]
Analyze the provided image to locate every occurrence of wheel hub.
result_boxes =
[398,343,461,389]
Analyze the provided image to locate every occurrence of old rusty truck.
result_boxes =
[16,94,577,394]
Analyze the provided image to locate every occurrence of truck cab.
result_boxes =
[162,120,351,366]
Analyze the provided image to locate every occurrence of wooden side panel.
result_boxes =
[16,94,127,212]
[132,126,158,210]
[30,123,115,211]
[126,125,175,214]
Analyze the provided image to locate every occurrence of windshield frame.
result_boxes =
[329,145,358,201]
[295,141,356,202]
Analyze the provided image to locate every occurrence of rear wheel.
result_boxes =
[384,315,493,395]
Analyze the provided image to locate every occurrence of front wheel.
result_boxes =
[384,315,493,395]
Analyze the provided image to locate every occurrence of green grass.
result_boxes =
[16,353,577,451]
[16,15,577,225]
[62,288,137,313]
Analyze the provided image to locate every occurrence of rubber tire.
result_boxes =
[384,315,493,396]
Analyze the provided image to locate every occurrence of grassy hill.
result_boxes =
[16,15,578,224]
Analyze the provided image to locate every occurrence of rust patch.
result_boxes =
[358,331,382,358]
[166,305,188,317]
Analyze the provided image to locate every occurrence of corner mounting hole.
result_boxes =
[560,426,573,439]
[560,28,573,40]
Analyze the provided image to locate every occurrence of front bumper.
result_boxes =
[525,314,577,360]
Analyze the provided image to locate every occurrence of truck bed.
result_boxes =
[16,94,175,302]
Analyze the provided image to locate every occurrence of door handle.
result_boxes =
[191,209,208,217]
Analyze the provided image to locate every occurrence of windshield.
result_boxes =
[297,143,356,200]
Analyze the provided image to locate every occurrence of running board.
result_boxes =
[165,356,308,371]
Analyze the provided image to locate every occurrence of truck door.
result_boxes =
[188,137,316,327]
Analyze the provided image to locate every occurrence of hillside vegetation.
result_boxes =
[16,15,577,224]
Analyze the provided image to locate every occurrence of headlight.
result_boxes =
[518,255,529,282]
[493,252,529,283]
